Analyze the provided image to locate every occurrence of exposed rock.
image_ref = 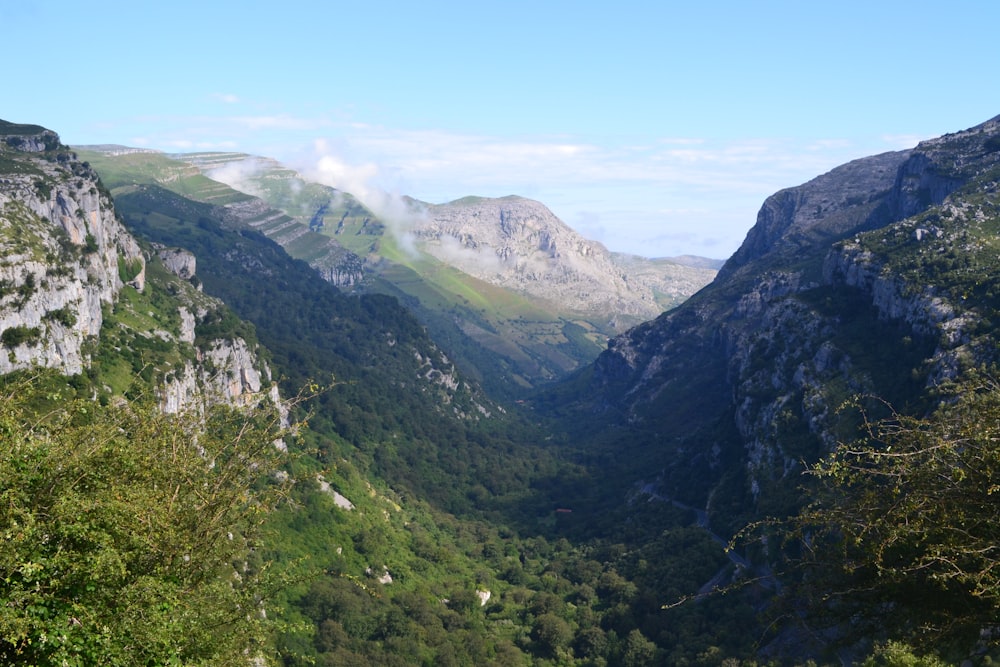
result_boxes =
[584,114,1000,520]
[316,474,355,510]
[158,246,197,279]
[0,128,144,375]
[159,337,277,415]
[0,122,284,420]
[178,306,196,343]
[415,196,714,320]
[3,129,59,153]
[719,149,910,279]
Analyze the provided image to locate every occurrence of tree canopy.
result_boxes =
[0,374,289,665]
[780,374,1000,654]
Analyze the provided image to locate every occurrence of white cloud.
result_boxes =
[205,157,267,197]
[433,234,503,274]
[212,93,241,104]
[298,139,424,258]
[271,124,899,259]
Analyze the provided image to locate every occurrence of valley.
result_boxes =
[3,114,1000,665]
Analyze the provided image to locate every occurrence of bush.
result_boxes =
[0,375,290,665]
[1,326,41,348]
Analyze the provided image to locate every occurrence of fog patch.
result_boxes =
[431,234,504,275]
[299,139,425,259]
[206,157,267,198]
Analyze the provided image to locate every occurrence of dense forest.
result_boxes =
[5,117,1000,666]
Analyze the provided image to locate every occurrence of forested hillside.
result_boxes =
[104,177,753,666]
[538,115,1000,663]
[6,115,1000,666]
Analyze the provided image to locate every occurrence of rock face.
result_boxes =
[175,152,717,323]
[0,127,144,375]
[579,114,1000,514]
[159,337,279,415]
[219,197,365,287]
[718,150,910,279]
[416,196,714,320]
[0,121,281,417]
[158,246,196,280]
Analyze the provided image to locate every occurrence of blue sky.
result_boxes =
[4,1,999,259]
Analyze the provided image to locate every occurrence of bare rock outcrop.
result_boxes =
[416,196,714,320]
[0,129,144,374]
[0,123,284,420]
[158,246,197,280]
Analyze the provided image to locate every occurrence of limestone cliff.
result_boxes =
[0,122,144,375]
[0,121,281,417]
[579,114,1000,517]
[416,196,715,320]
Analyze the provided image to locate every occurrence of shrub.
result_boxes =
[1,326,41,348]
[0,375,290,664]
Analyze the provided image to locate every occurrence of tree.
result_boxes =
[0,374,289,665]
[781,375,1000,652]
[621,628,658,667]
[531,612,573,658]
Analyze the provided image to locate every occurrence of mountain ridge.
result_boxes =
[144,151,719,392]
[551,115,1000,549]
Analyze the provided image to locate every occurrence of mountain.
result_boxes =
[3,119,600,666]
[412,194,711,321]
[0,120,302,664]
[559,116,1000,512]
[74,147,367,286]
[0,121,274,411]
[159,152,719,392]
[10,111,1000,664]
[0,123,142,375]
[539,115,1000,655]
[79,129,749,665]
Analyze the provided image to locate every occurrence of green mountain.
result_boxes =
[83,149,717,397]
[7,122,719,665]
[538,114,1000,659]
[7,114,1000,665]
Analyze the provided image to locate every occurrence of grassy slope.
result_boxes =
[81,148,609,396]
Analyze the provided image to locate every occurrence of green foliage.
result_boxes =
[117,255,143,283]
[860,642,949,667]
[0,373,290,665]
[44,305,77,327]
[1,325,42,348]
[0,120,49,136]
[780,374,1000,652]
[83,148,632,396]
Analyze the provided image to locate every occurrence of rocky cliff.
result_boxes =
[416,195,715,321]
[0,122,144,375]
[576,114,1000,518]
[0,121,280,415]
